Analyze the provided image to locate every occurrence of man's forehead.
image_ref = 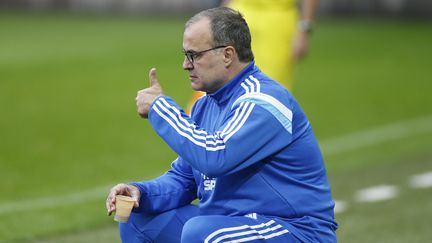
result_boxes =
[183,18,212,49]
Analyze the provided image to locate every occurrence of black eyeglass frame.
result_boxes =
[183,45,228,63]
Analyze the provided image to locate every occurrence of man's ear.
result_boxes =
[223,46,236,67]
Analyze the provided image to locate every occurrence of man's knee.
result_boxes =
[181,216,216,242]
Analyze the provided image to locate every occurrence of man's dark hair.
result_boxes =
[186,7,254,62]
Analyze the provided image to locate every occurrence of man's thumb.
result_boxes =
[148,68,159,87]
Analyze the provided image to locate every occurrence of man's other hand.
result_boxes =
[136,68,164,118]
[106,183,141,216]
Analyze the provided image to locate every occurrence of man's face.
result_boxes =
[182,18,227,93]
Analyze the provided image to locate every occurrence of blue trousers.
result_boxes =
[119,205,299,242]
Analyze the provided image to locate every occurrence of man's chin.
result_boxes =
[191,83,203,92]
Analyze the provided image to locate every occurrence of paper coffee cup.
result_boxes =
[114,195,136,223]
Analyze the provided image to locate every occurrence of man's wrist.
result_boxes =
[150,95,166,113]
[298,20,313,33]
[148,95,163,120]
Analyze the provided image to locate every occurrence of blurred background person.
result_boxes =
[187,0,319,112]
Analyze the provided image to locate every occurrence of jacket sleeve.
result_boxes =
[148,93,296,178]
[130,156,197,213]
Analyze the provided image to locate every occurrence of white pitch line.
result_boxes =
[0,115,431,215]
[320,115,432,156]
[334,200,348,214]
[0,186,109,215]
[354,185,399,203]
[409,172,432,188]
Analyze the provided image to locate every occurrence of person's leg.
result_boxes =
[119,204,198,243]
[181,214,300,243]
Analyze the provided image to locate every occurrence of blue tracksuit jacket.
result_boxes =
[132,62,337,242]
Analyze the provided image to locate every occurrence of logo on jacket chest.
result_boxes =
[201,174,217,191]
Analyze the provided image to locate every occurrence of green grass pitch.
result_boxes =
[0,11,431,242]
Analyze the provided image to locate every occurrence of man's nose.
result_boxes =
[182,57,193,70]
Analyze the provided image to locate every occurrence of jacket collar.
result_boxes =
[208,61,256,104]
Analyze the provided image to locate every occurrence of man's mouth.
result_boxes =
[189,75,197,81]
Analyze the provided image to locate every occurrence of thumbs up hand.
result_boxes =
[136,68,164,118]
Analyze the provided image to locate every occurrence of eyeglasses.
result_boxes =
[183,45,227,63]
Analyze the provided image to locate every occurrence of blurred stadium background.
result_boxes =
[0,0,431,242]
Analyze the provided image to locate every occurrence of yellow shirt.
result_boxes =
[228,0,299,89]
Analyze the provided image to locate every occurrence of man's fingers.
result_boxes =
[106,184,125,216]
[106,188,118,215]
[106,194,115,216]
[148,68,159,87]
